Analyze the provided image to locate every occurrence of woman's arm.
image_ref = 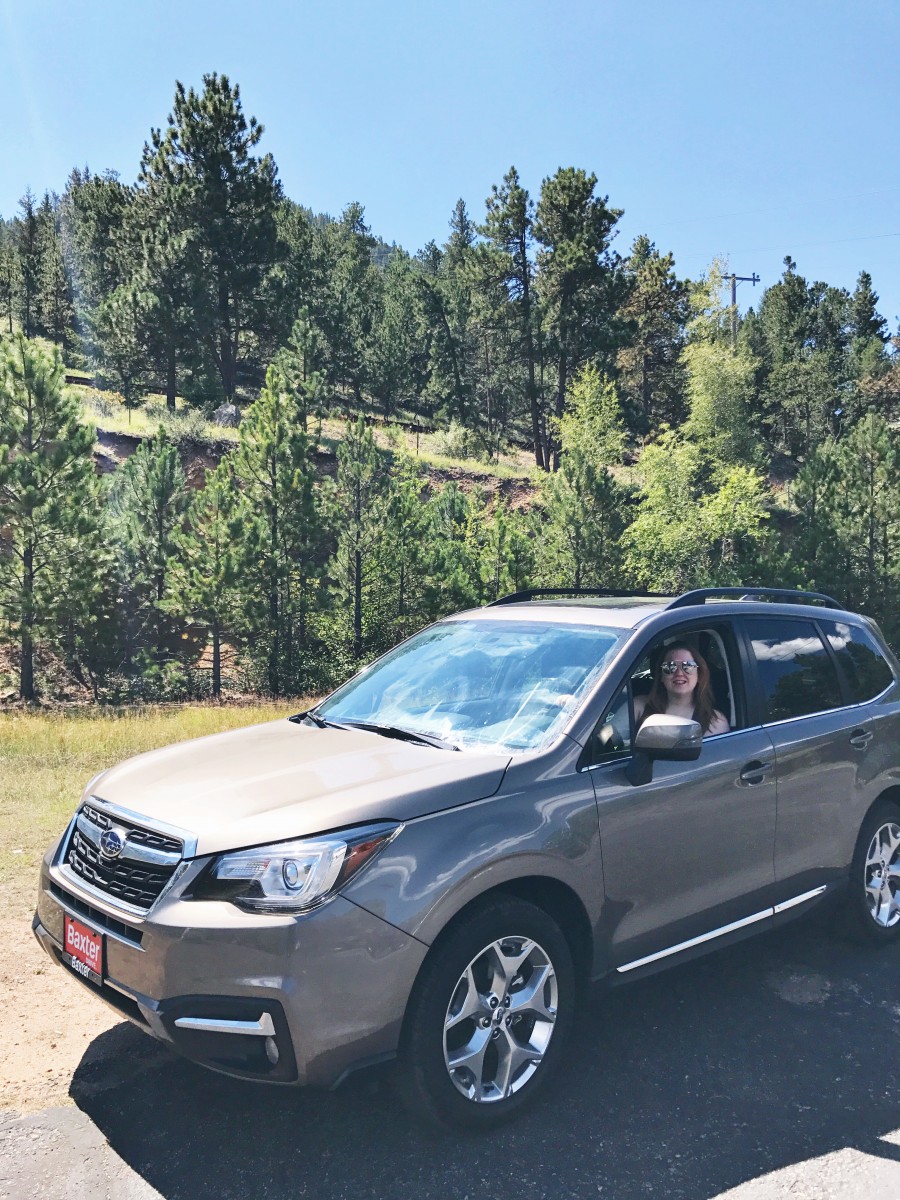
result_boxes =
[707,710,730,736]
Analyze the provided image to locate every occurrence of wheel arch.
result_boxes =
[857,786,900,851]
[406,875,594,997]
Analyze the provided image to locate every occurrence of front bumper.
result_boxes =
[34,839,429,1088]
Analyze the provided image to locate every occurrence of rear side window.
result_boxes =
[819,620,895,702]
[747,618,842,722]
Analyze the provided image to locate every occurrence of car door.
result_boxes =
[743,614,899,903]
[583,621,778,974]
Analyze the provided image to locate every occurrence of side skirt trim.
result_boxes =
[616,885,829,975]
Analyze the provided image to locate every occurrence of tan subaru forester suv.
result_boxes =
[34,587,900,1129]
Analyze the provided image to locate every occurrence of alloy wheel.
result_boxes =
[443,934,558,1103]
[864,820,900,928]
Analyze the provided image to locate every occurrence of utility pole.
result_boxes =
[728,272,760,347]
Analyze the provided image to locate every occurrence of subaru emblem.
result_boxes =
[99,826,127,859]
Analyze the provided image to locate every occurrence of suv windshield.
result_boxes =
[317,618,624,753]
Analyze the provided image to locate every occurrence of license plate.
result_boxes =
[63,914,103,985]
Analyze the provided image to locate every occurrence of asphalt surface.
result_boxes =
[2,910,899,1200]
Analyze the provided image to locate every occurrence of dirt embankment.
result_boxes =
[93,427,539,507]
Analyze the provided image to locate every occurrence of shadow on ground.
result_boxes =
[71,914,900,1200]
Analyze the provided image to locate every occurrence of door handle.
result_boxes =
[739,760,773,785]
[849,729,874,750]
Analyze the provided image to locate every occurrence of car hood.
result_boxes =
[91,718,511,857]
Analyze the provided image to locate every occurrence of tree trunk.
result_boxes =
[211,622,221,698]
[219,285,235,400]
[20,545,35,701]
[518,230,546,472]
[354,546,363,661]
[166,338,177,412]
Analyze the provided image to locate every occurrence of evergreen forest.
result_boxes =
[1,73,899,703]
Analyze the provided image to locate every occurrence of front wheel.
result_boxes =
[398,898,576,1130]
[845,801,900,944]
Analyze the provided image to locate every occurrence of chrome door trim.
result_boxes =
[616,885,828,974]
[772,885,827,914]
[616,907,771,973]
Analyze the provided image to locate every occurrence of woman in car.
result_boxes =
[634,644,730,736]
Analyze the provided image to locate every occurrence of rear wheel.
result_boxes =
[845,801,900,944]
[398,898,576,1130]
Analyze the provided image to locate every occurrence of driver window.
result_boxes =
[634,629,736,736]
[585,626,739,766]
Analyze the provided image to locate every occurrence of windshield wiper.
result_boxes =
[289,711,351,731]
[338,720,460,751]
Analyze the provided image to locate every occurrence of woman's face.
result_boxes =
[660,646,699,703]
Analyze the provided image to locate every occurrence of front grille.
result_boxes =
[50,882,143,944]
[63,803,184,911]
[82,802,181,855]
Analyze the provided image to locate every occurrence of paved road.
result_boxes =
[2,912,898,1200]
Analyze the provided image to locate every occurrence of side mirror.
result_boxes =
[625,714,703,786]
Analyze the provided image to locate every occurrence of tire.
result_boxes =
[844,800,900,945]
[397,897,576,1131]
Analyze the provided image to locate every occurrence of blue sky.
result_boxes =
[1,0,898,326]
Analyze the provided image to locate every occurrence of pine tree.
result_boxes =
[480,168,545,467]
[0,221,15,335]
[330,416,390,661]
[60,169,134,367]
[417,208,477,430]
[232,364,323,693]
[274,307,328,432]
[793,414,900,637]
[315,203,379,402]
[479,499,535,600]
[372,451,429,642]
[615,235,689,432]
[559,363,626,469]
[366,253,420,416]
[14,191,41,338]
[538,449,624,588]
[534,168,625,468]
[36,195,74,350]
[166,461,242,696]
[0,335,99,699]
[111,427,189,671]
[140,74,281,400]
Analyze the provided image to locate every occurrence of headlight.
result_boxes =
[199,822,401,914]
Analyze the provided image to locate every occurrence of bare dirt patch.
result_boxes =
[0,886,120,1115]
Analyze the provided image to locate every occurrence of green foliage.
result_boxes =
[616,235,690,433]
[4,76,900,703]
[329,416,390,660]
[791,413,900,641]
[0,335,101,698]
[538,448,624,589]
[534,167,626,463]
[478,499,534,602]
[623,431,772,591]
[558,363,626,469]
[165,461,242,696]
[110,426,189,667]
[682,273,761,466]
[232,364,324,694]
[274,308,328,432]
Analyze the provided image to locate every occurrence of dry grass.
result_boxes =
[0,704,298,889]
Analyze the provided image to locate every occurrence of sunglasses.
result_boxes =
[660,660,699,675]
